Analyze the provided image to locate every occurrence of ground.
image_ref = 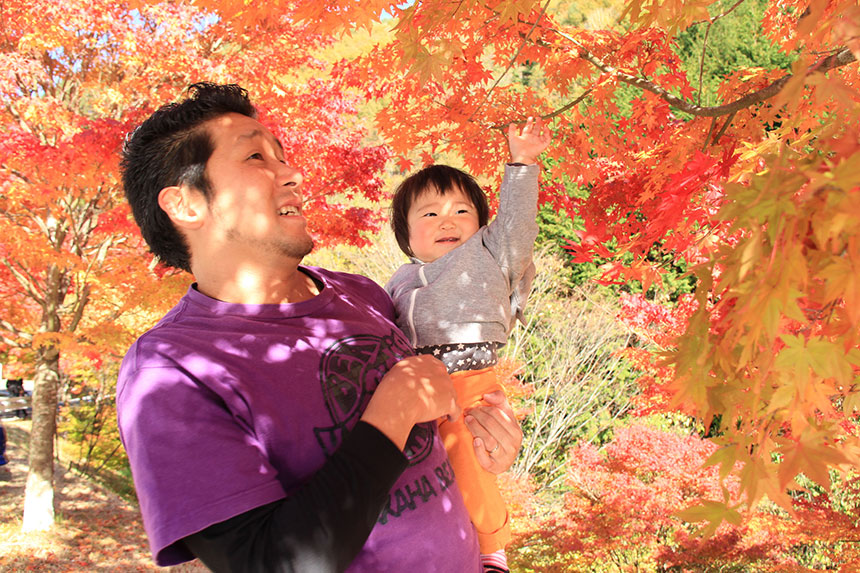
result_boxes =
[0,419,207,572]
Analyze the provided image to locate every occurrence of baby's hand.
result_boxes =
[508,116,551,165]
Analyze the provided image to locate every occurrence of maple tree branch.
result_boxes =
[466,0,553,123]
[712,111,736,145]
[28,209,54,236]
[690,0,749,27]
[0,334,24,348]
[696,32,709,107]
[0,317,32,346]
[67,283,90,334]
[7,168,32,184]
[485,89,594,130]
[695,0,748,105]
[450,0,468,21]
[2,258,44,305]
[6,94,31,135]
[72,236,114,324]
[51,216,69,251]
[67,193,107,258]
[556,31,856,117]
[543,88,594,122]
[569,479,602,503]
[0,0,10,49]
[702,116,717,151]
[0,206,30,228]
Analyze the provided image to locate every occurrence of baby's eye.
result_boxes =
[248,152,263,160]
[422,212,437,217]
[457,208,471,214]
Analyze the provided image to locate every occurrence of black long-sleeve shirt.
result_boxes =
[183,422,407,572]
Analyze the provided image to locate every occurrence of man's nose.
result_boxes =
[277,163,304,188]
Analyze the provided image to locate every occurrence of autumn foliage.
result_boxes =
[0,0,392,530]
[0,0,394,374]
[2,0,860,564]
[285,0,860,532]
[527,424,860,569]
[296,0,860,556]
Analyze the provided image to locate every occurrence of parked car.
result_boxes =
[0,387,32,419]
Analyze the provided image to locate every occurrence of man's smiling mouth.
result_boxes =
[278,206,301,216]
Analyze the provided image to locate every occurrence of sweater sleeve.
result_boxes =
[183,421,408,573]
[483,163,540,325]
[483,164,540,281]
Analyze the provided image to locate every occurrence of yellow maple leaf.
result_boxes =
[496,0,538,24]
[703,445,739,481]
[739,454,794,512]
[844,388,860,414]
[820,256,860,325]
[771,58,812,117]
[675,499,742,538]
[834,5,860,61]
[777,428,848,490]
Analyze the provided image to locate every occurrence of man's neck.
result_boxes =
[192,260,320,305]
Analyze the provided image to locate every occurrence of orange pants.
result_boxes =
[438,367,511,554]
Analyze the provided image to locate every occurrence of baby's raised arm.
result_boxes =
[507,116,551,165]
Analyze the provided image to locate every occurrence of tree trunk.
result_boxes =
[22,344,60,532]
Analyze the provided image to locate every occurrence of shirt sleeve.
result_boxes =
[483,163,540,283]
[117,346,405,567]
[183,421,408,573]
[483,163,540,325]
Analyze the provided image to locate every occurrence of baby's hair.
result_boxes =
[390,165,490,257]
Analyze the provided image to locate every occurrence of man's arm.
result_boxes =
[184,355,460,572]
[183,422,405,573]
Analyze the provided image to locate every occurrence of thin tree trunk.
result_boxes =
[22,343,60,531]
[22,262,64,533]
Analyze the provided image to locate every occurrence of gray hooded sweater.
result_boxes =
[384,164,539,353]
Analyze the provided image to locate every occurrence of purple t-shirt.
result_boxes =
[117,266,479,571]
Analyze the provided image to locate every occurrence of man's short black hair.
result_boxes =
[121,83,256,272]
[389,165,490,257]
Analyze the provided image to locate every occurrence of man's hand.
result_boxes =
[508,116,551,165]
[361,355,460,450]
[464,390,523,474]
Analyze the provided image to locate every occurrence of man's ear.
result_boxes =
[158,185,206,230]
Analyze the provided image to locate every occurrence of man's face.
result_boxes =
[200,112,313,265]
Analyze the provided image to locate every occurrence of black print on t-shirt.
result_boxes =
[314,329,434,466]
[376,458,456,525]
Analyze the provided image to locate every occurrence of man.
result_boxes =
[117,83,522,572]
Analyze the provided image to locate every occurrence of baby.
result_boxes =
[385,118,550,572]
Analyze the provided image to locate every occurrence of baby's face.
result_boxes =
[407,185,480,263]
